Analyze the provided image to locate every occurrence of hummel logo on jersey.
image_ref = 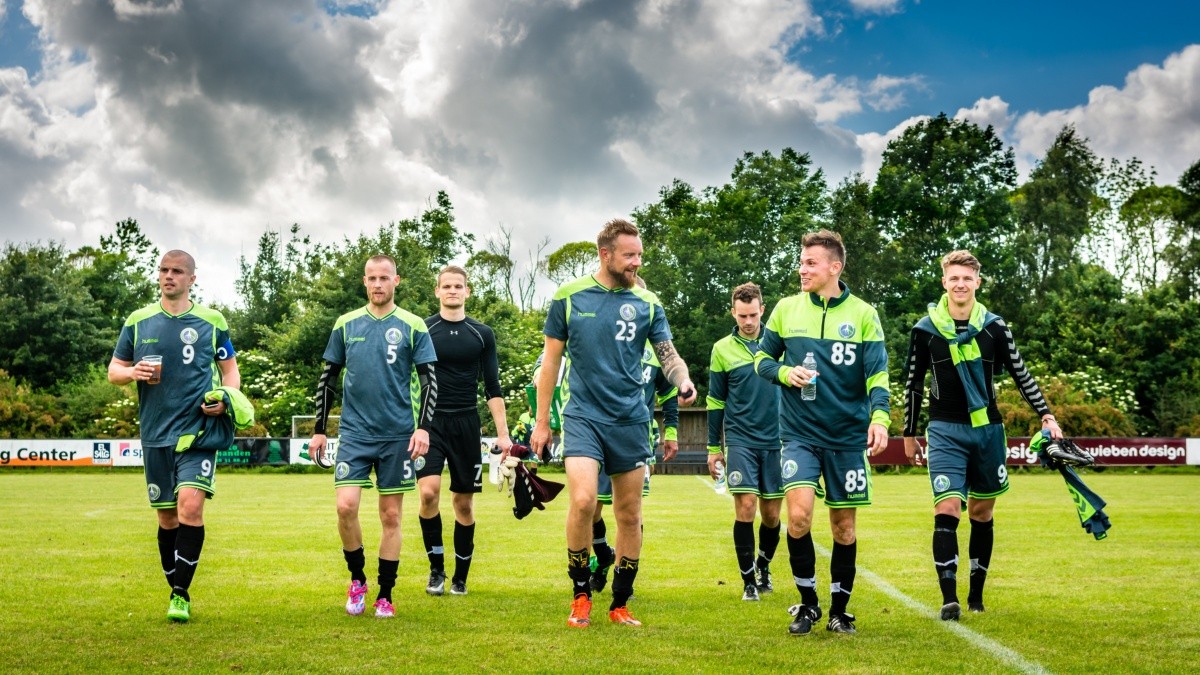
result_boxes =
[575,312,596,318]
[349,336,366,342]
[140,338,159,344]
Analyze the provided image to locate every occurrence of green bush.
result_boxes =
[996,367,1138,436]
[0,370,67,438]
[1155,372,1200,436]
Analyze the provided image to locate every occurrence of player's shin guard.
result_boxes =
[967,518,994,604]
[377,558,398,602]
[419,514,445,574]
[609,557,639,610]
[157,526,178,590]
[734,520,757,586]
[787,532,819,607]
[592,518,614,569]
[344,545,367,584]
[829,540,856,617]
[757,522,781,571]
[172,524,204,602]
[568,548,591,598]
[452,521,475,583]
[933,514,960,604]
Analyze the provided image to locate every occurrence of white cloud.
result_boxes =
[846,0,903,14]
[954,95,1014,136]
[4,0,906,305]
[855,113,927,180]
[12,1,1195,312]
[1010,45,1200,182]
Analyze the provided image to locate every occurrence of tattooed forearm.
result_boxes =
[653,339,690,389]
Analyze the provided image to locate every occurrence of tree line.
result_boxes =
[2,116,1198,441]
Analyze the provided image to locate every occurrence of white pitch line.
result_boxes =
[694,475,1050,675]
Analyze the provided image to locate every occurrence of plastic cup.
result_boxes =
[144,355,163,385]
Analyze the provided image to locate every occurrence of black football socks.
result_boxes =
[757,522,781,575]
[568,548,591,597]
[452,521,475,584]
[967,517,994,606]
[829,540,857,617]
[734,520,757,586]
[377,558,398,602]
[787,532,819,607]
[592,518,615,569]
[610,557,640,610]
[419,513,445,574]
[933,513,960,604]
[344,545,367,585]
[172,523,204,602]
[157,526,177,591]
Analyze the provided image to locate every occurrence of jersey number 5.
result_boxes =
[386,344,398,364]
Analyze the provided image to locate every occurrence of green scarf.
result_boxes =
[914,294,998,427]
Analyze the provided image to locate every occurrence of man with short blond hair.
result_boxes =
[708,281,782,602]
[531,218,697,629]
[417,264,513,597]
[903,249,1063,620]
[309,254,438,619]
[755,230,890,635]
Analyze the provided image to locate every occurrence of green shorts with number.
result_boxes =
[144,445,216,509]
[925,420,1009,505]
[780,440,872,507]
[333,437,416,495]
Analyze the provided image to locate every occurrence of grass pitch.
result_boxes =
[1,470,1196,673]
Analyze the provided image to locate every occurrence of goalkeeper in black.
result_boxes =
[902,250,1064,621]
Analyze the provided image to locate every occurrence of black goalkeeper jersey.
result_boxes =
[424,314,503,414]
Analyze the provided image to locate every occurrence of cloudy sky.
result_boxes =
[2,0,1198,305]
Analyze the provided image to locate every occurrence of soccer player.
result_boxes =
[308,254,438,619]
[418,265,513,597]
[591,338,679,594]
[108,250,241,623]
[902,250,1064,620]
[754,230,890,636]
[707,282,782,602]
[530,218,697,629]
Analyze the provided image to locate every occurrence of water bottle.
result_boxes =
[487,445,503,486]
[801,352,817,401]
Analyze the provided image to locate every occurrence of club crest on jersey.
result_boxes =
[619,304,636,321]
[933,474,951,492]
[782,460,798,478]
[838,323,855,339]
[642,345,652,361]
[180,327,199,345]
[384,327,402,345]
[414,456,426,471]
[147,483,161,501]
[728,470,744,487]
[335,462,351,480]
